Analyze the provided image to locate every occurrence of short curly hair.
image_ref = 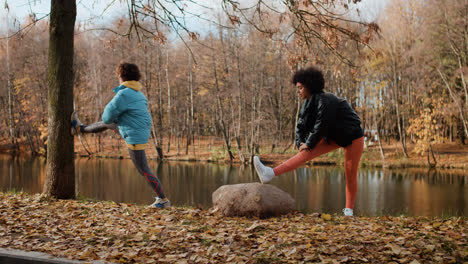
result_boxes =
[116,63,141,81]
[292,67,324,94]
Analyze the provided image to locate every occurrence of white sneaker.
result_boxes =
[343,208,353,216]
[150,197,171,208]
[253,156,275,184]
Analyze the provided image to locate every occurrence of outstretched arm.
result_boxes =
[102,93,127,124]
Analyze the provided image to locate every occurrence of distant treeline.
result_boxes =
[0,0,466,160]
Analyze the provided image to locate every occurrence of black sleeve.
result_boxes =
[295,101,310,148]
[295,122,307,148]
[305,96,335,149]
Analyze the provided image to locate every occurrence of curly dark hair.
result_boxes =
[116,63,141,81]
[292,67,324,93]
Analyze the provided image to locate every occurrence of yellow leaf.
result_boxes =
[310,227,321,232]
[321,214,331,221]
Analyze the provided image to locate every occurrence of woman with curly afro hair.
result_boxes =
[253,66,364,216]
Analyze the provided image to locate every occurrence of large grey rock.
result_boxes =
[212,183,296,218]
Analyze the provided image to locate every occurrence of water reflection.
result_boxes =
[0,154,466,216]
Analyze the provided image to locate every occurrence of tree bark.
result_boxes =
[437,68,468,139]
[43,0,76,199]
[156,44,164,148]
[165,48,172,153]
[187,52,194,155]
[144,42,164,160]
[5,5,16,149]
[376,119,386,163]
[212,53,234,162]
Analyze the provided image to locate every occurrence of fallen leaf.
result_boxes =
[425,245,435,252]
[321,214,332,221]
[386,243,402,255]
[246,222,263,232]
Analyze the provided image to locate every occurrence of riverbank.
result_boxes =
[1,136,467,170]
[0,192,466,263]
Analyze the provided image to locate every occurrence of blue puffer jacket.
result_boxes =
[102,81,152,145]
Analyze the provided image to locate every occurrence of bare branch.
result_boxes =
[0,14,50,40]
[222,0,376,66]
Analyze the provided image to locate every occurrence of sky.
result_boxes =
[0,0,388,35]
[1,0,128,33]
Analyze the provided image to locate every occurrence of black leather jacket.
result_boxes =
[296,92,364,149]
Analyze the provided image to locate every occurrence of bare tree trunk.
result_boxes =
[186,51,194,155]
[376,118,386,163]
[43,0,77,199]
[427,144,437,168]
[255,73,264,154]
[212,53,234,162]
[156,44,164,148]
[176,126,180,155]
[392,61,409,158]
[5,5,16,149]
[457,56,468,116]
[249,90,256,160]
[400,111,408,156]
[235,45,245,162]
[145,42,163,160]
[437,68,468,138]
[277,49,284,148]
[91,47,102,153]
[150,125,163,159]
[235,136,245,163]
[184,108,189,155]
[165,48,172,153]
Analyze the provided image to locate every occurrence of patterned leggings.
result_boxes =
[79,122,166,198]
[128,149,166,199]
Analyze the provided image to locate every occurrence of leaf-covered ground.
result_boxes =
[0,192,466,263]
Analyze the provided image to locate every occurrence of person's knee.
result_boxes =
[344,159,354,169]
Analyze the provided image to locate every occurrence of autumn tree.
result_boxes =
[43,0,77,199]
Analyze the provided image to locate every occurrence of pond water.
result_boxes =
[0,154,466,216]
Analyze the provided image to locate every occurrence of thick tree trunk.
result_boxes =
[43,0,76,199]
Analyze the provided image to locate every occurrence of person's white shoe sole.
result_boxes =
[343,208,353,216]
[253,156,265,184]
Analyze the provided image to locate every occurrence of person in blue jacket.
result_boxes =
[71,62,170,208]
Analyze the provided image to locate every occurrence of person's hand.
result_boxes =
[299,143,310,152]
